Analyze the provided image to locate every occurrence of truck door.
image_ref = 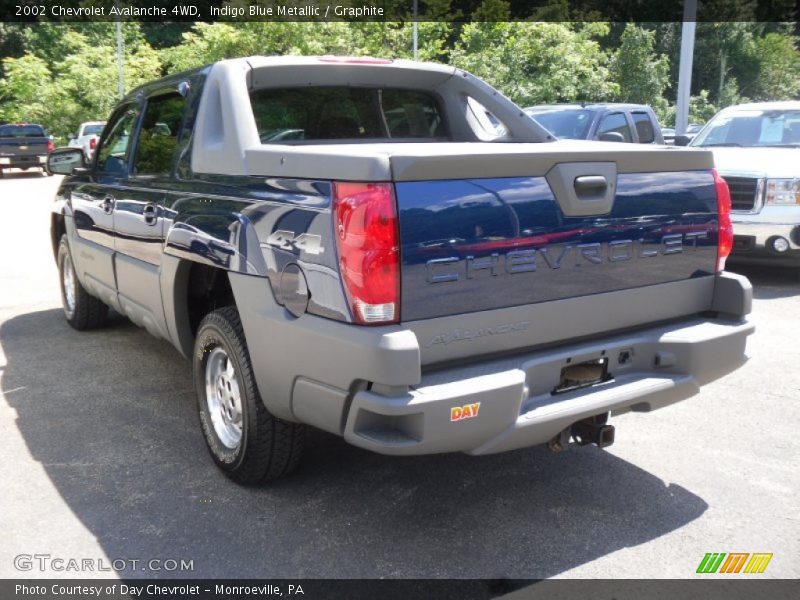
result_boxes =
[68,103,140,311]
[113,90,188,339]
[631,111,658,144]
[596,112,633,142]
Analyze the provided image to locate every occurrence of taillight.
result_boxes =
[46,139,54,153]
[332,182,400,324]
[89,138,97,150]
[713,168,733,272]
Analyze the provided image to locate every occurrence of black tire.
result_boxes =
[194,306,305,485]
[0,169,4,178]
[57,234,108,330]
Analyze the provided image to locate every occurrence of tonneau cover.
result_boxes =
[243,141,715,182]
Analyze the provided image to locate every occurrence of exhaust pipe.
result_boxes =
[548,414,615,452]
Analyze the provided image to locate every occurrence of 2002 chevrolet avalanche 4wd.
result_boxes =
[48,56,754,484]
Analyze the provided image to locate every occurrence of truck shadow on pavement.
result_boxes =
[0,169,49,180]
[2,308,708,579]
[727,264,799,300]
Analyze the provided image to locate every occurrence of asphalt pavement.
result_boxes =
[0,170,797,580]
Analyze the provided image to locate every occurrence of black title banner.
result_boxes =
[1,0,799,22]
[2,579,798,600]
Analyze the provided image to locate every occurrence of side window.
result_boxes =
[95,106,139,175]
[466,97,508,139]
[133,92,187,177]
[632,112,656,143]
[597,112,632,142]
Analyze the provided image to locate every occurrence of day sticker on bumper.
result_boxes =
[450,402,481,422]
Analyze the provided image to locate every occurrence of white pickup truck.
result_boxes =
[68,121,106,160]
[689,101,800,272]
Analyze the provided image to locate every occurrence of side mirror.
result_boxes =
[674,135,692,146]
[598,132,625,143]
[47,147,86,175]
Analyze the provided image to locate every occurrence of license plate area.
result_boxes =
[552,357,612,395]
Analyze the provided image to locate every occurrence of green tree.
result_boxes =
[0,53,55,124]
[159,21,453,74]
[612,24,670,113]
[450,20,617,106]
[747,31,800,100]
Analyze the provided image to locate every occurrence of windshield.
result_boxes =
[0,124,46,137]
[525,108,596,139]
[82,124,105,136]
[692,109,800,147]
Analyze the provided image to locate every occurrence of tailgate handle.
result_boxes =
[546,162,616,217]
[574,175,607,197]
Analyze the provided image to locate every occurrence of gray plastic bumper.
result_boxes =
[230,270,753,455]
[342,316,754,455]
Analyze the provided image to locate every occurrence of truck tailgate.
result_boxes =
[394,148,720,323]
[0,137,48,156]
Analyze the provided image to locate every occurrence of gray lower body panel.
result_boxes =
[229,270,753,456]
[343,317,753,455]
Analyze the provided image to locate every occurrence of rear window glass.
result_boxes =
[249,87,447,142]
[0,125,46,137]
[82,124,105,136]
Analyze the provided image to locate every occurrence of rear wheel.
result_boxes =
[194,306,305,484]
[57,235,108,330]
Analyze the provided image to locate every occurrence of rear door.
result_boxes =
[113,89,188,338]
[631,110,658,144]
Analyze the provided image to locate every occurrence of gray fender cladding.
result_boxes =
[228,271,421,422]
[711,271,753,319]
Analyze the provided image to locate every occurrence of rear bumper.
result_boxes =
[0,155,47,168]
[343,316,754,455]
[230,271,753,457]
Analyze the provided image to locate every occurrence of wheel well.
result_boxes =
[186,262,236,334]
[51,213,66,260]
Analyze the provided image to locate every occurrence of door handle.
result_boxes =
[143,203,158,226]
[100,195,115,214]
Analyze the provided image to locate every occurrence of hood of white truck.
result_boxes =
[708,146,800,179]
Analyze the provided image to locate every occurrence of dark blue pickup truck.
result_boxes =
[0,123,53,176]
[47,57,753,484]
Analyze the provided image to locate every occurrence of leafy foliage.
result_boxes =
[611,24,670,113]
[0,1,798,141]
[450,21,617,106]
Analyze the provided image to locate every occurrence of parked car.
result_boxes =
[0,123,54,177]
[661,127,676,144]
[68,121,106,160]
[524,103,665,144]
[47,56,752,484]
[674,123,706,146]
[689,101,800,271]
